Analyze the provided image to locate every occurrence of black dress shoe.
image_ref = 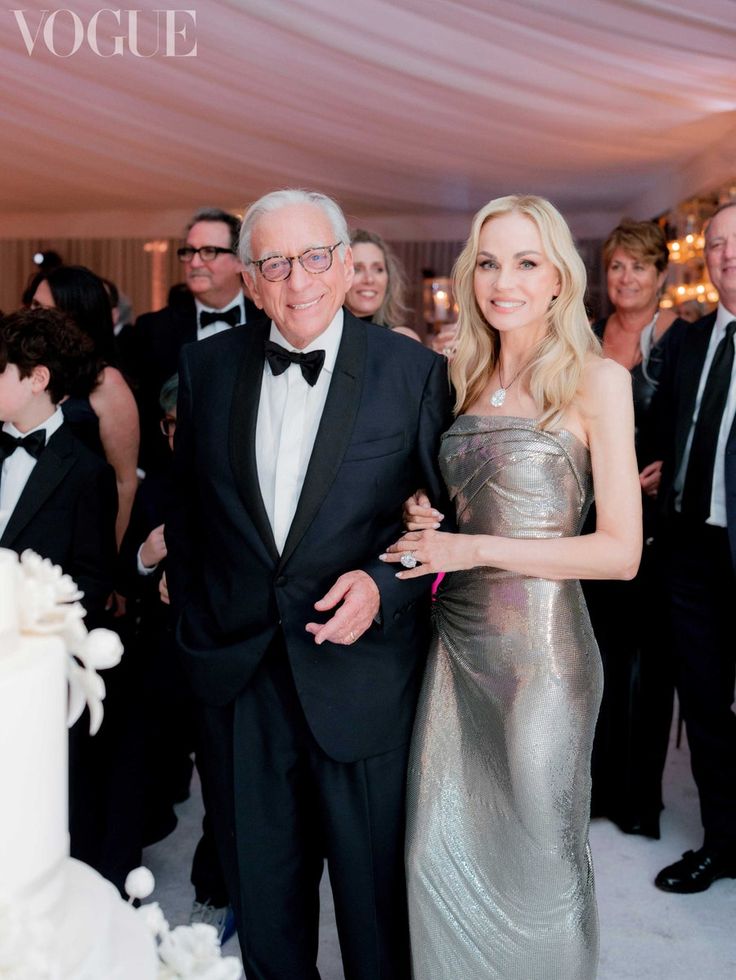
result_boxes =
[617,816,660,840]
[655,847,736,893]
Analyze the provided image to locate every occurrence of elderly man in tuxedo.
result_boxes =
[649,201,736,893]
[166,189,452,978]
[133,206,259,473]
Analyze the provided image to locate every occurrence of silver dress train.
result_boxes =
[406,416,602,980]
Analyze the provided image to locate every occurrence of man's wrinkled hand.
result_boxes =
[305,570,380,646]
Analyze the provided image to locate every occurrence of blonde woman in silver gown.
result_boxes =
[381,196,642,979]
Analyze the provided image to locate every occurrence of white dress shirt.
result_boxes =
[255,310,343,553]
[137,544,158,576]
[195,292,246,341]
[0,407,64,539]
[674,302,736,525]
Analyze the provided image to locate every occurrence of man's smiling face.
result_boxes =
[245,203,353,349]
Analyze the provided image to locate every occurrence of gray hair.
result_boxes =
[186,207,241,252]
[159,373,179,414]
[239,189,349,265]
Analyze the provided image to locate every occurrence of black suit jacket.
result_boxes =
[131,291,261,473]
[0,424,118,621]
[166,311,453,762]
[648,310,736,565]
[117,465,171,615]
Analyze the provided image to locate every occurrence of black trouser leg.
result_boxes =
[219,634,411,980]
[319,743,412,980]
[231,639,323,980]
[668,523,736,853]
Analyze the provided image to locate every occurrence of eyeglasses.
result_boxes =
[177,246,235,263]
[250,243,342,282]
[160,416,177,436]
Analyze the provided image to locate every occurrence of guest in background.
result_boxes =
[20,252,63,307]
[346,228,422,341]
[130,206,260,475]
[117,374,235,943]
[584,218,685,839]
[31,266,144,890]
[100,276,136,383]
[649,202,736,893]
[31,265,139,547]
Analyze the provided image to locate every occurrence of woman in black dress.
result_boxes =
[32,265,139,547]
[585,218,684,838]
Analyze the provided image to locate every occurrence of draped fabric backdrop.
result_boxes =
[0,1,733,242]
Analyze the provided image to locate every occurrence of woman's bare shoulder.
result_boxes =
[581,352,631,398]
[99,365,128,388]
[91,366,136,412]
[567,355,632,438]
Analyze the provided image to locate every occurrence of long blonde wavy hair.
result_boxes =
[451,195,599,427]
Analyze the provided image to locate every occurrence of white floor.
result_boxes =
[144,721,736,979]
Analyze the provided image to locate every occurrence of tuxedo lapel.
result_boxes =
[229,320,280,563]
[0,427,76,548]
[278,312,365,570]
[673,312,716,470]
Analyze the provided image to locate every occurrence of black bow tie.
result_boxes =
[264,340,326,387]
[199,305,241,329]
[0,429,46,462]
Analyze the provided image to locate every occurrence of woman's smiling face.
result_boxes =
[474,211,560,341]
[346,242,389,318]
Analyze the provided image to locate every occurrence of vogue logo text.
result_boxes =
[12,8,198,57]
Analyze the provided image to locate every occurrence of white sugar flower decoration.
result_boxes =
[80,628,125,670]
[125,866,156,901]
[158,923,242,979]
[67,660,107,734]
[136,900,169,939]
[127,868,243,979]
[17,549,123,734]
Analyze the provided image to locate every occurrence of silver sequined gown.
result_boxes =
[406,416,602,980]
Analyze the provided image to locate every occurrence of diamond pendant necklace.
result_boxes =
[489,357,527,407]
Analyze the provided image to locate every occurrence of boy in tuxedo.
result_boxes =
[0,307,117,607]
[0,307,122,881]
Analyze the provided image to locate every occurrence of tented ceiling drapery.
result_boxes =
[0,0,734,239]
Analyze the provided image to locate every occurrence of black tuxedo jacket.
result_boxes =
[166,311,454,762]
[131,291,261,473]
[648,310,736,565]
[117,465,171,615]
[0,424,118,621]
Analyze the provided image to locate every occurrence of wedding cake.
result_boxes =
[0,547,158,979]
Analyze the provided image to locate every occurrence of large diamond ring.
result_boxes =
[400,552,418,569]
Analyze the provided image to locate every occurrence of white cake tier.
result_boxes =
[52,859,158,979]
[0,630,68,916]
[0,549,19,637]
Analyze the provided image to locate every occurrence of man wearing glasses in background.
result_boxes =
[132,206,260,474]
[165,189,452,979]
[129,207,259,941]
